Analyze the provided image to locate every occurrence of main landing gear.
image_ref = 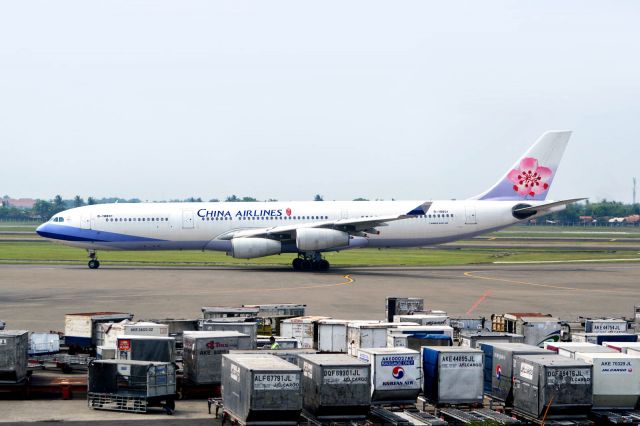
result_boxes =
[292,252,330,272]
[87,250,100,269]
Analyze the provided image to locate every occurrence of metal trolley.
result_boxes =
[87,359,177,414]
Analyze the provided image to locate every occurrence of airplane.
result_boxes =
[36,130,582,271]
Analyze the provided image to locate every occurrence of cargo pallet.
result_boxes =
[511,410,593,426]
[590,410,640,425]
[299,409,368,425]
[29,354,93,374]
[88,392,176,414]
[370,406,449,425]
[439,408,521,425]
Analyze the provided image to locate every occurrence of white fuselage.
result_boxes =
[36,200,535,253]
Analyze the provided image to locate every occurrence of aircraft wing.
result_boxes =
[217,202,432,241]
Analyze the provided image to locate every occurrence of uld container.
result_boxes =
[201,306,259,319]
[584,318,627,333]
[64,312,133,349]
[298,353,371,418]
[387,332,408,348]
[28,332,60,355]
[317,319,349,353]
[388,325,453,350]
[222,353,302,425]
[574,352,640,409]
[0,330,28,382]
[421,346,484,405]
[385,297,424,322]
[479,342,551,403]
[96,345,116,360]
[198,320,257,346]
[146,318,198,344]
[231,348,317,365]
[603,341,640,353]
[571,332,637,345]
[393,314,450,326]
[182,331,253,385]
[116,336,175,362]
[512,354,592,419]
[357,347,421,404]
[256,336,298,349]
[280,316,331,349]
[347,322,396,356]
[460,331,524,348]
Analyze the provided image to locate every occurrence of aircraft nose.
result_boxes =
[36,223,48,237]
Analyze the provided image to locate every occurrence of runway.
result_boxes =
[1,262,639,331]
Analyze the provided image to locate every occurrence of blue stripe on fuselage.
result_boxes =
[36,224,166,243]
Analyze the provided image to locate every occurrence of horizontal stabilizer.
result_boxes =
[513,198,586,216]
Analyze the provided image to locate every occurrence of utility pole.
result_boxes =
[634,177,637,205]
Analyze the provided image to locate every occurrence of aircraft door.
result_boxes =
[182,210,194,229]
[80,214,91,230]
[465,204,477,225]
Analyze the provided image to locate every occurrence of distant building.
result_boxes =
[4,198,36,209]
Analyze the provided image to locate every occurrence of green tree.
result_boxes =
[353,197,369,201]
[226,195,239,202]
[314,194,324,201]
[33,199,54,219]
[73,195,84,207]
[87,197,96,205]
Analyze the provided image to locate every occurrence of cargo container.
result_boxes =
[584,318,628,333]
[492,313,561,347]
[387,332,408,348]
[347,323,396,356]
[389,325,453,350]
[222,353,302,425]
[98,320,168,347]
[198,320,257,345]
[512,354,592,419]
[95,320,130,347]
[256,336,298,349]
[317,319,349,353]
[460,331,525,348]
[182,331,253,384]
[96,345,116,360]
[357,347,421,404]
[87,359,176,414]
[574,352,640,409]
[556,345,617,359]
[146,318,198,343]
[0,330,28,382]
[603,341,640,353]
[28,332,60,355]
[421,346,484,405]
[298,353,371,418]
[116,336,175,362]
[393,314,450,326]
[201,306,259,319]
[450,317,485,332]
[64,312,134,349]
[628,347,640,356]
[231,348,317,365]
[280,316,331,349]
[572,332,638,345]
[479,342,551,403]
[385,297,424,322]
[243,304,306,334]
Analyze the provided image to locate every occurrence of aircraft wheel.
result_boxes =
[292,258,303,271]
[317,259,330,271]
[88,259,100,269]
[301,260,313,271]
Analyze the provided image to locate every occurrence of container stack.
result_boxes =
[222,353,302,425]
[298,353,371,419]
[421,346,484,406]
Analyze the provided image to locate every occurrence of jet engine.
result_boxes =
[296,228,349,251]
[230,238,281,259]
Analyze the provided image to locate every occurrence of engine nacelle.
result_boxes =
[230,238,281,259]
[296,228,350,251]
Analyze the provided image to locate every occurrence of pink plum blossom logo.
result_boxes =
[507,157,553,198]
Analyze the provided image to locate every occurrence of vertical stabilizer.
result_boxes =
[472,131,571,201]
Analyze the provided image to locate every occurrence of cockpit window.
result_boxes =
[51,217,65,223]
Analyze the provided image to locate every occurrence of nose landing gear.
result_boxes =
[292,252,330,272]
[87,250,100,269]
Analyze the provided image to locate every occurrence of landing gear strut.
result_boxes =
[87,250,100,269]
[292,252,330,272]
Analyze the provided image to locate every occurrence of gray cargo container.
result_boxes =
[201,306,259,319]
[182,331,253,385]
[584,318,627,333]
[198,320,257,345]
[298,353,371,418]
[116,336,175,362]
[231,348,317,365]
[385,297,424,322]
[422,346,484,405]
[512,354,592,419]
[0,330,28,382]
[357,347,421,404]
[460,331,525,348]
[96,345,116,360]
[222,353,302,425]
[147,318,198,342]
[479,342,551,403]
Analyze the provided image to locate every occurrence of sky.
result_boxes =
[1,1,639,203]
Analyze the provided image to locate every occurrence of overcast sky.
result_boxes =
[1,1,638,203]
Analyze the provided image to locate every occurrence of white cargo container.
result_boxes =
[28,333,60,355]
[96,321,129,347]
[98,320,167,347]
[96,345,116,360]
[574,352,640,409]
[347,323,396,356]
[124,322,168,337]
[393,315,450,326]
[64,312,133,349]
[584,319,627,333]
[357,347,422,404]
[547,343,616,359]
[602,342,640,354]
[387,332,408,348]
[280,316,331,349]
[317,319,349,353]
[628,347,640,356]
[388,325,454,350]
[572,332,638,345]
